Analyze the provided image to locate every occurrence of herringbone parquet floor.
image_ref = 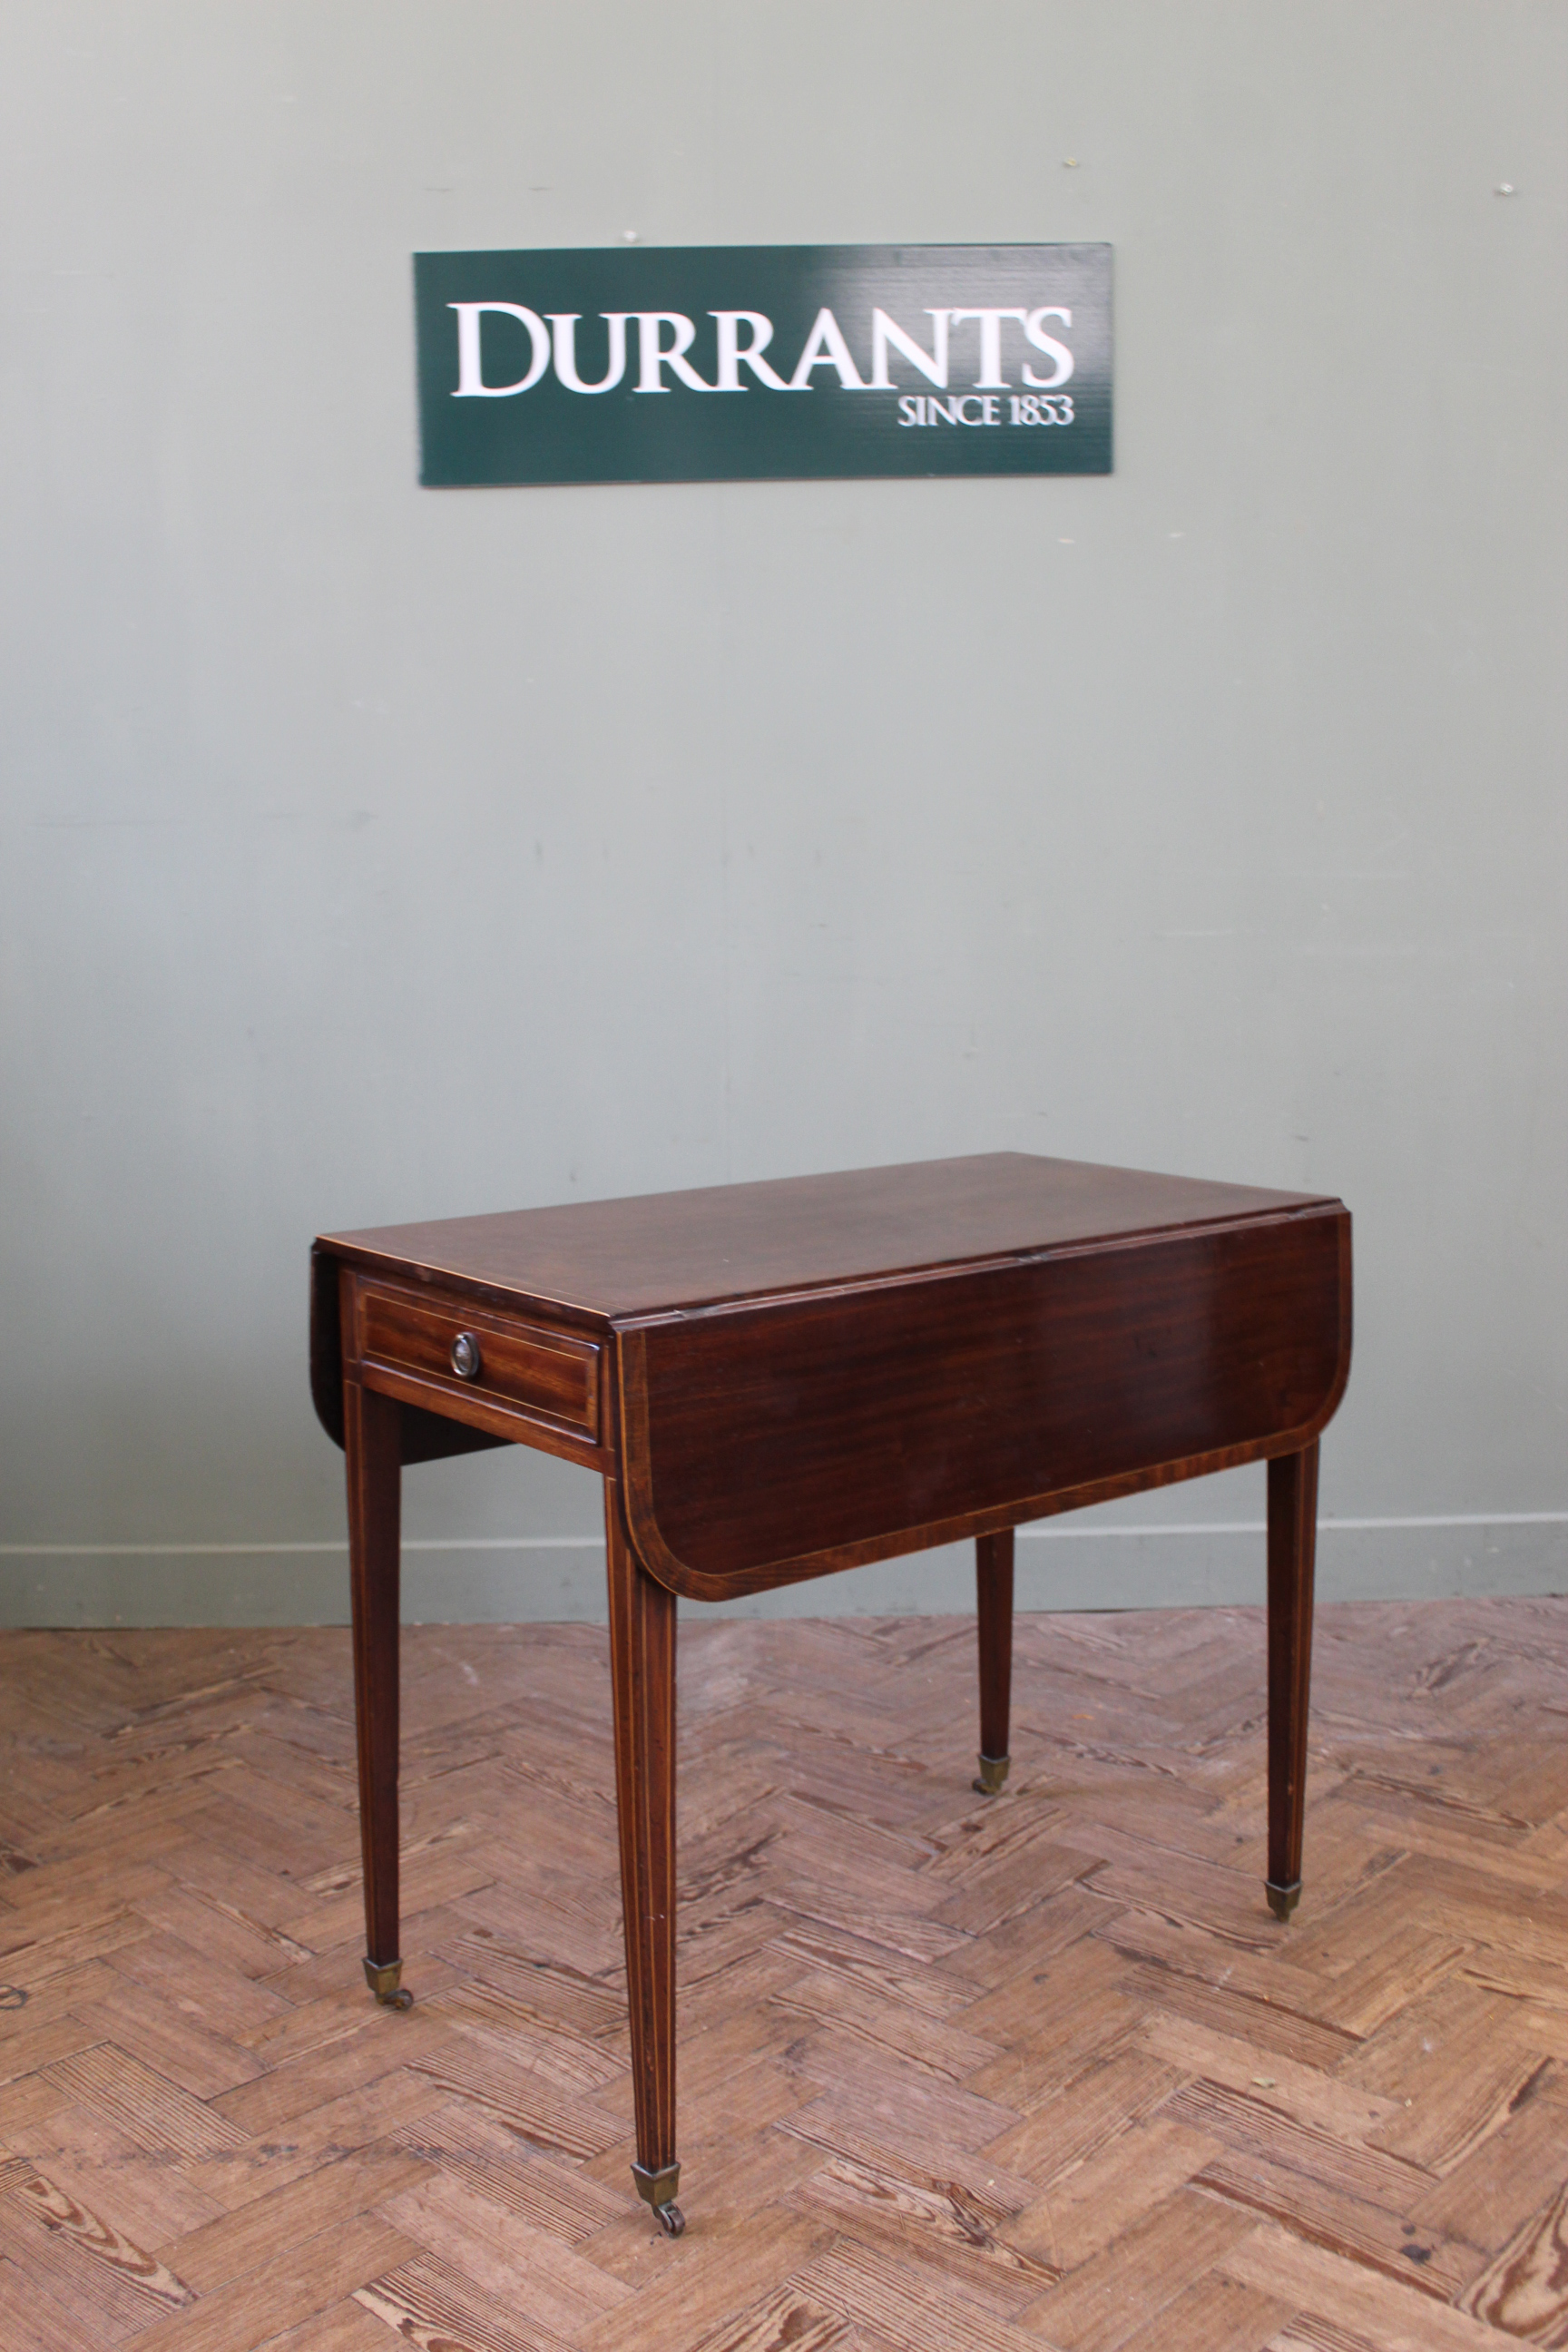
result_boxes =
[3,1595,1568,2350]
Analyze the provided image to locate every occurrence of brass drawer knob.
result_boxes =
[450,1331,483,1382]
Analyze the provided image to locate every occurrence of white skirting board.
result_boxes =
[1,1517,1563,1627]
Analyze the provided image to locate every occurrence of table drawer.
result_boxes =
[359,1283,600,1439]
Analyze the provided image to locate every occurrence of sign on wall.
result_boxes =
[414,244,1111,486]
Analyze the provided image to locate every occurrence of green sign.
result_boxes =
[414,243,1111,486]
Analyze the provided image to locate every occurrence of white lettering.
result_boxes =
[900,393,1003,426]
[870,308,949,389]
[450,302,550,396]
[710,311,788,390]
[450,290,1077,408]
[788,308,867,389]
[633,313,714,393]
[949,307,1027,388]
[1022,307,1074,388]
[548,312,629,393]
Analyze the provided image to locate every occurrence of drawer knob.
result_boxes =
[450,1331,483,1382]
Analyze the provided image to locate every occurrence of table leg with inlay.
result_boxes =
[604,1482,683,2235]
[1266,1439,1320,1919]
[345,1380,413,2009]
[974,1528,1014,1795]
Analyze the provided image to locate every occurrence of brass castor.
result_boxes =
[1265,1879,1301,1922]
[974,1753,1010,1797]
[632,2161,683,2237]
[363,1956,415,2009]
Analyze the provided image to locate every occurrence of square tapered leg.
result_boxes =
[605,1481,682,2236]
[1266,1442,1318,1920]
[975,1527,1014,1795]
[346,1379,412,2008]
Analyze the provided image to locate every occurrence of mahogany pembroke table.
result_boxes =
[310,1152,1352,2236]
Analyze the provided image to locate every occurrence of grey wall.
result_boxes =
[3,1,1564,1627]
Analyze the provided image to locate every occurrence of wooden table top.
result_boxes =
[317,1151,1337,1325]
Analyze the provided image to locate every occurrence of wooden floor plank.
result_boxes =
[8,2166,194,2309]
[685,2279,851,2352]
[1219,2216,1505,2350]
[795,2234,1051,2352]
[377,2170,631,2335]
[1115,2267,1293,2352]
[0,2186,179,2340]
[1005,2111,1226,2273]
[0,1598,1563,2350]
[254,2298,397,2352]
[356,2248,567,2352]
[3,2101,225,2247]
[0,2249,90,2352]
[1014,2186,1257,2350]
[793,2145,1060,2310]
[125,2212,415,2352]
[387,2101,627,2245]
[160,2149,432,2294]
[1458,2175,1568,2340]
